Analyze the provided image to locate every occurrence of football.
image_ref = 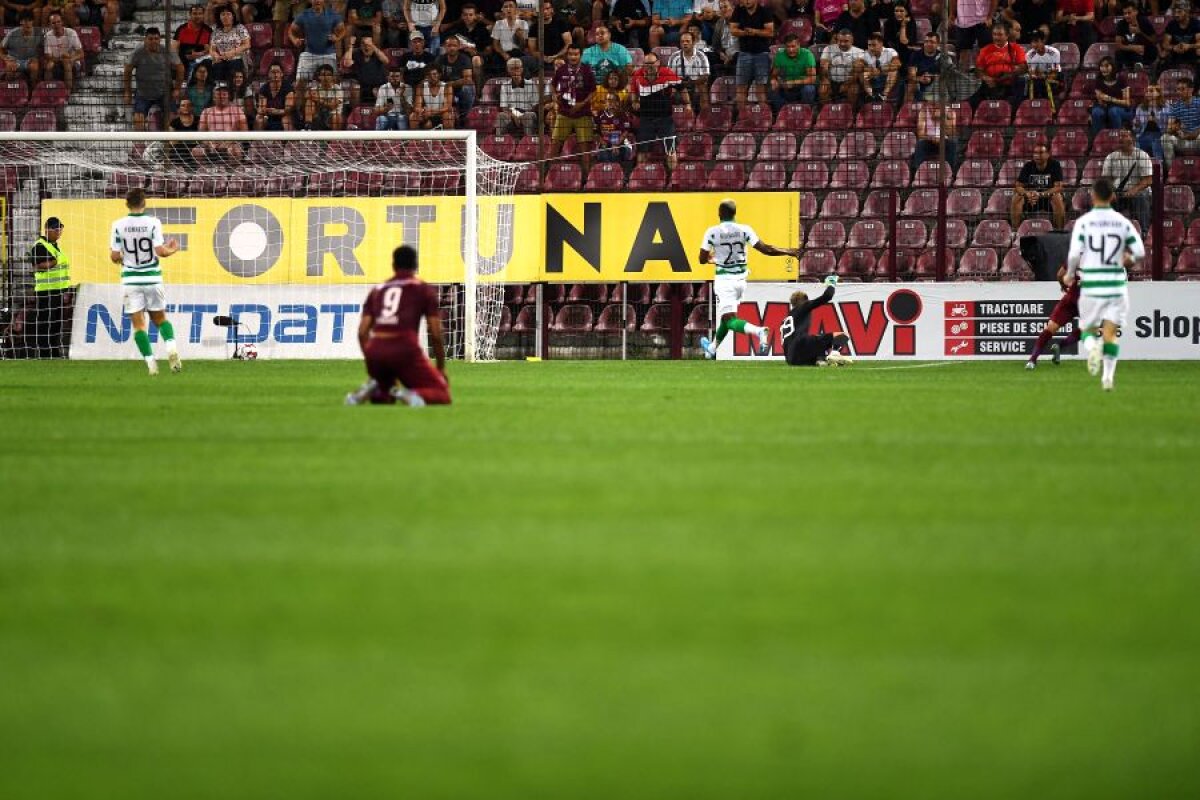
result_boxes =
[241,343,258,360]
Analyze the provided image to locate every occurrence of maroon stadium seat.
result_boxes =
[820,189,860,219]
[798,191,818,219]
[1067,71,1098,100]
[733,103,772,131]
[683,304,711,333]
[996,158,1026,187]
[627,162,667,190]
[1186,219,1200,246]
[653,46,678,63]
[258,49,296,79]
[895,219,928,249]
[480,134,516,161]
[595,304,637,332]
[1082,42,1116,68]
[29,80,68,108]
[1123,69,1149,104]
[798,131,839,159]
[1054,42,1081,70]
[1055,98,1091,127]
[585,162,626,190]
[464,105,497,132]
[779,17,812,45]
[671,103,695,131]
[943,219,970,249]
[912,160,952,188]
[77,26,102,56]
[759,132,796,160]
[958,247,1000,277]
[0,109,16,131]
[814,102,853,130]
[1091,129,1123,157]
[870,159,910,189]
[836,248,877,279]
[837,131,878,159]
[973,219,1014,247]
[798,249,836,277]
[247,22,273,50]
[972,99,1012,126]
[773,103,814,131]
[480,77,505,104]
[880,130,916,159]
[0,79,26,108]
[639,303,673,333]
[984,188,1017,216]
[947,188,983,216]
[807,221,847,249]
[861,190,895,218]
[1070,186,1092,212]
[669,161,707,190]
[705,162,746,190]
[708,75,736,106]
[1168,157,1200,185]
[1153,217,1186,250]
[789,161,829,189]
[1009,129,1047,158]
[19,109,55,131]
[745,161,788,189]
[1051,128,1089,159]
[1176,246,1200,274]
[1000,247,1032,280]
[1015,98,1054,127]
[544,162,582,190]
[1160,68,1194,101]
[551,304,595,332]
[892,101,922,129]
[511,135,544,161]
[855,102,893,129]
[345,105,377,130]
[1016,218,1054,238]
[1163,185,1196,215]
[847,220,887,248]
[831,159,870,188]
[1081,156,1105,184]
[966,129,1005,158]
[513,163,540,193]
[677,131,714,160]
[696,106,732,131]
[955,159,995,187]
[902,188,940,217]
[716,131,758,160]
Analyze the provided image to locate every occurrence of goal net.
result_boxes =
[0,131,522,362]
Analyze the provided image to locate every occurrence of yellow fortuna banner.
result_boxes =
[47,192,801,285]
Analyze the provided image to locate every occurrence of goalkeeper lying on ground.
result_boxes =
[779,278,853,367]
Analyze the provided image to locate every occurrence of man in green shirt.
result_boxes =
[768,33,816,111]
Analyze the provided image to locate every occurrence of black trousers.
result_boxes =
[32,289,70,359]
[785,333,835,366]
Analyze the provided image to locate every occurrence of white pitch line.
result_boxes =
[856,361,968,371]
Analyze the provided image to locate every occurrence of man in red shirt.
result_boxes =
[345,245,451,407]
[971,22,1026,105]
[1054,0,1097,58]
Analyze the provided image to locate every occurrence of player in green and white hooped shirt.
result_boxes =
[698,199,801,359]
[109,188,181,375]
[1065,176,1144,391]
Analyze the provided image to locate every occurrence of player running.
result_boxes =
[698,198,801,359]
[1024,265,1083,370]
[1064,177,1144,391]
[345,245,451,407]
[780,277,853,366]
[109,188,180,375]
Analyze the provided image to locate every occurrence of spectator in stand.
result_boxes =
[374,67,413,129]
[882,2,918,66]
[769,32,816,110]
[443,5,493,88]
[255,61,295,130]
[1,13,42,83]
[1024,29,1061,102]
[819,28,864,104]
[1114,1,1159,73]
[1091,56,1131,133]
[911,101,959,173]
[860,32,900,102]
[406,0,446,52]
[53,0,118,43]
[301,63,344,129]
[812,0,842,46]
[193,81,247,163]
[435,35,476,114]
[1003,0,1053,44]
[125,27,182,132]
[347,0,384,42]
[1163,75,1200,169]
[536,1,573,68]
[167,97,200,166]
[906,30,941,103]
[342,33,391,106]
[207,8,251,83]
[835,0,874,51]
[230,68,254,124]
[629,51,679,169]
[669,30,710,111]
[410,64,455,126]
[947,0,994,66]
[549,43,596,170]
[1133,82,1166,160]
[1,0,39,28]
[609,0,651,50]
[41,11,82,94]
[489,0,530,76]
[496,56,544,134]
[1159,2,1200,75]
[402,29,435,85]
[692,0,720,44]
[1011,143,1066,230]
[1053,0,1096,58]
[1102,127,1153,233]
[28,216,71,359]
[970,21,1026,106]
[711,0,738,77]
[239,0,268,25]
[583,24,633,84]
[173,5,213,81]
[271,0,299,46]
[591,67,629,112]
[186,60,214,112]
[594,89,633,161]
[649,0,692,49]
[730,0,772,113]
[289,0,346,92]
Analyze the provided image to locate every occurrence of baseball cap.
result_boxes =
[213,81,230,91]
[409,30,425,40]
[46,217,64,229]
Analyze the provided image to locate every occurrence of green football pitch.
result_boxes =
[1,359,1198,799]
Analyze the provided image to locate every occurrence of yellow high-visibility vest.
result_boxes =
[33,236,70,292]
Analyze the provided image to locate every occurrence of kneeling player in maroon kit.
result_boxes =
[1025,265,1083,369]
[345,245,451,406]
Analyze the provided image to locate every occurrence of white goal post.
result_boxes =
[0,130,522,362]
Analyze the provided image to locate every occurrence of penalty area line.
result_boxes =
[856,362,968,371]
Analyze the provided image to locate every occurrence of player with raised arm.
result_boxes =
[345,244,451,407]
[698,198,800,359]
[779,276,853,366]
[1065,176,1144,391]
[1025,264,1083,370]
[109,188,181,375]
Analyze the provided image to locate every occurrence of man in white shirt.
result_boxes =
[496,56,545,135]
[667,30,710,111]
[819,28,864,104]
[860,32,899,102]
[41,11,83,93]
[1101,128,1153,234]
[1024,29,1060,101]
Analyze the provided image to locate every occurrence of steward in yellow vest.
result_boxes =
[30,216,72,358]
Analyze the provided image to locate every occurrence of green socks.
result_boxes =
[715,318,749,345]
[134,329,153,358]
[1102,342,1119,357]
[158,320,175,343]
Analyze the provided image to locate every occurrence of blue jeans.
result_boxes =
[734,51,770,87]
[1091,105,1127,134]
[1138,130,1163,162]
[415,26,440,53]
[768,83,816,112]
[375,110,409,130]
[454,84,476,114]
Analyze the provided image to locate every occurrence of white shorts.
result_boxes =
[296,52,338,82]
[714,274,748,316]
[123,284,167,314]
[1078,293,1128,331]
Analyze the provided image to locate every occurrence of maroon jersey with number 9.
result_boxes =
[362,275,440,337]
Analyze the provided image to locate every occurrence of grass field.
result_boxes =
[1,358,1198,799]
